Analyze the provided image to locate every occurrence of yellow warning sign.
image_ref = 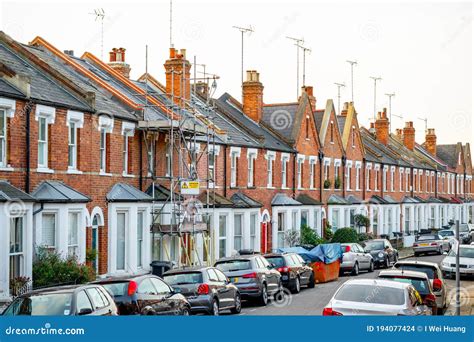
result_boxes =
[181,181,200,195]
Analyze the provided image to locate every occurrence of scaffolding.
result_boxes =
[136,52,221,268]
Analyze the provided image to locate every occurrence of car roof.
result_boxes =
[343,278,410,290]
[368,239,387,242]
[216,255,256,262]
[163,266,210,275]
[264,253,295,257]
[379,269,430,280]
[19,284,96,296]
[395,260,439,268]
[92,274,159,284]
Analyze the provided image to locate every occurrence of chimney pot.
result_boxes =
[402,121,416,150]
[164,47,191,105]
[375,110,389,145]
[425,128,437,156]
[242,69,264,122]
[108,48,131,78]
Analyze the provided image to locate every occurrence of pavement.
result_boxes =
[238,253,474,316]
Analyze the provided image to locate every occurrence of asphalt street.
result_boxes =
[239,253,473,316]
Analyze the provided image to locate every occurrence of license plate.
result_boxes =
[282,275,288,280]
[420,243,429,246]
[234,277,239,283]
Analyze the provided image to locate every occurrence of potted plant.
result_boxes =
[334,177,341,189]
[324,179,331,189]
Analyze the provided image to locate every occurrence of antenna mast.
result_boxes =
[232,25,254,87]
[346,60,357,103]
[370,76,382,123]
[286,36,304,99]
[296,43,311,88]
[385,92,395,133]
[169,0,173,47]
[90,8,106,60]
[418,116,428,133]
[334,82,346,115]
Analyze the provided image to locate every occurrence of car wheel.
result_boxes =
[291,277,301,294]
[384,257,390,269]
[351,262,359,276]
[181,307,190,316]
[259,284,268,306]
[368,260,374,273]
[308,272,315,288]
[230,293,242,314]
[211,299,219,316]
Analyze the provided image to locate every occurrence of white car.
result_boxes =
[441,245,474,278]
[322,279,432,316]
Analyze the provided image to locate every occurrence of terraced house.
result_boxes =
[0,31,472,301]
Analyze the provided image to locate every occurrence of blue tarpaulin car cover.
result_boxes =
[278,243,342,264]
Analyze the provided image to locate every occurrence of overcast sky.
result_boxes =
[1,0,472,145]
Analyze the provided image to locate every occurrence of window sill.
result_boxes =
[247,186,256,189]
[0,166,14,172]
[281,186,290,190]
[267,186,276,189]
[99,171,113,177]
[37,167,54,174]
[122,172,135,178]
[67,169,83,175]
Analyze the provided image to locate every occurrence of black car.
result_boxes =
[362,239,399,268]
[94,274,190,315]
[215,255,281,306]
[163,266,241,315]
[264,253,314,293]
[2,284,118,316]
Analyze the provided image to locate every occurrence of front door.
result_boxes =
[91,215,100,274]
[260,222,267,253]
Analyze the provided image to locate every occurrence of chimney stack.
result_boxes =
[425,128,437,156]
[108,48,131,78]
[403,121,416,151]
[194,81,209,99]
[340,102,349,116]
[242,70,264,122]
[301,86,316,110]
[374,108,389,145]
[164,47,191,106]
[395,128,403,140]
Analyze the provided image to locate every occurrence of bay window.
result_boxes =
[42,213,56,251]
[116,212,126,271]
[0,109,6,167]
[10,217,24,281]
[137,211,144,268]
[234,214,243,252]
[68,212,79,257]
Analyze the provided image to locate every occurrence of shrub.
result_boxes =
[300,225,325,247]
[324,222,334,241]
[358,232,375,242]
[323,179,331,189]
[331,227,359,243]
[334,177,341,189]
[86,248,97,263]
[33,247,95,289]
[284,230,300,247]
[354,214,370,229]
[10,276,31,296]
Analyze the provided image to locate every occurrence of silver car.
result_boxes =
[394,260,447,314]
[413,234,450,256]
[441,245,474,278]
[340,243,374,275]
[322,279,432,316]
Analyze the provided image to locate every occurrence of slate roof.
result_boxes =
[313,110,325,131]
[146,183,182,202]
[25,45,137,121]
[197,190,233,208]
[327,194,349,205]
[0,78,24,98]
[32,181,90,203]
[296,194,322,206]
[437,144,458,168]
[107,183,153,202]
[216,93,294,152]
[346,195,363,204]
[369,195,388,204]
[337,116,346,135]
[401,196,419,203]
[230,192,262,208]
[0,42,90,111]
[0,181,35,202]
[261,102,299,142]
[271,193,301,206]
[383,195,399,204]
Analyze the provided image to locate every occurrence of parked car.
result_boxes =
[162,266,241,315]
[264,252,315,293]
[458,224,473,244]
[441,244,474,278]
[94,275,190,315]
[215,255,281,306]
[393,260,447,314]
[362,239,398,268]
[378,270,438,315]
[340,243,374,275]
[2,284,118,316]
[413,234,450,256]
[438,229,456,247]
[322,279,432,316]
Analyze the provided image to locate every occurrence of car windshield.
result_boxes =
[163,272,203,285]
[215,260,251,272]
[3,293,73,316]
[265,257,285,268]
[101,282,129,297]
[380,277,430,295]
[439,231,454,237]
[417,235,437,241]
[364,241,384,251]
[394,265,435,279]
[334,284,405,305]
[448,247,474,258]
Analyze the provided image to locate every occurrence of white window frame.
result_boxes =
[266,151,276,188]
[406,170,410,193]
[247,149,258,187]
[297,154,305,189]
[399,168,404,192]
[374,164,380,191]
[346,162,352,191]
[383,166,388,192]
[309,156,317,189]
[281,153,290,188]
[0,98,15,169]
[41,212,57,251]
[366,163,372,191]
[121,122,135,176]
[35,105,56,172]
[68,211,80,257]
[355,161,362,191]
[98,115,114,175]
[390,166,396,192]
[324,158,331,182]
[230,147,241,188]
[137,211,145,268]
[116,211,128,271]
[66,111,84,172]
[0,109,7,168]
[9,216,25,281]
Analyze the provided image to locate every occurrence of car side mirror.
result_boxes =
[78,308,93,316]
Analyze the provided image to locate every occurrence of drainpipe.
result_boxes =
[410,168,414,197]
[342,155,347,198]
[223,145,228,197]
[292,152,297,198]
[25,102,33,193]
[139,130,143,191]
[318,150,324,203]
[362,158,367,201]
